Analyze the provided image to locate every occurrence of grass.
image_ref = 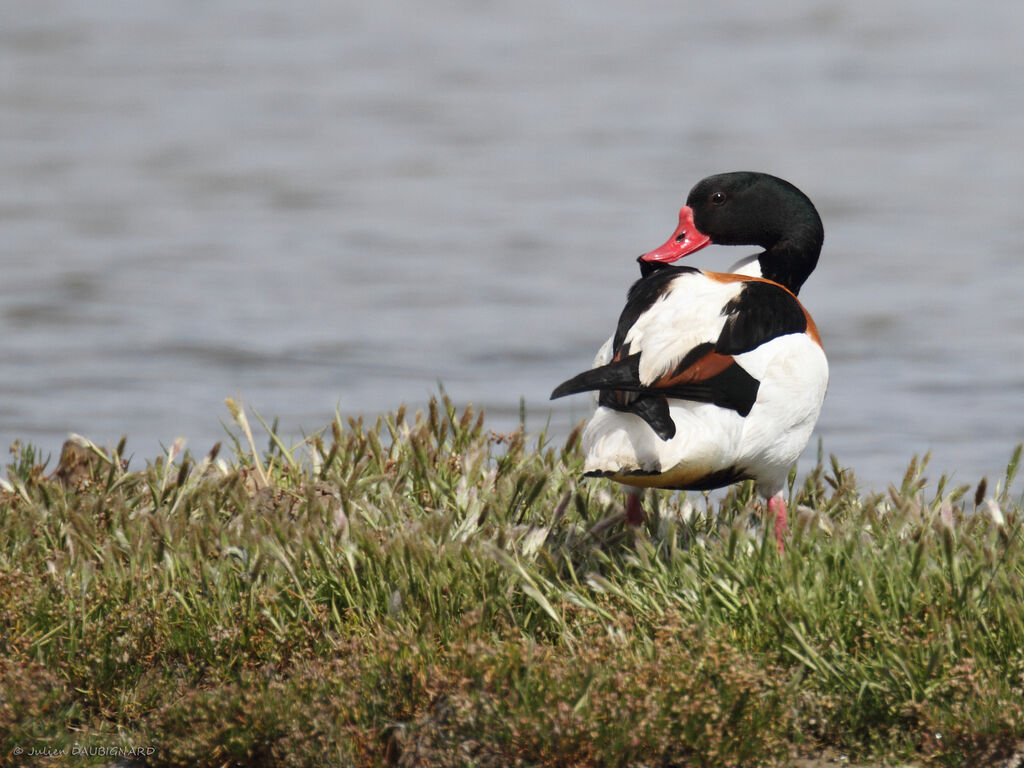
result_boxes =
[0,395,1022,767]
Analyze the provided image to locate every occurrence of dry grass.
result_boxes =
[1,396,1022,767]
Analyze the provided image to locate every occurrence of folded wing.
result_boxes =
[551,267,811,440]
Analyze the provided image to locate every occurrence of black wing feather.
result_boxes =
[655,363,759,417]
[550,353,642,399]
[625,396,675,440]
[715,280,807,355]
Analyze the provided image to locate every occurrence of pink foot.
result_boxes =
[767,493,788,553]
[625,491,644,526]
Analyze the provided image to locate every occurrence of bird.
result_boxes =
[550,172,828,552]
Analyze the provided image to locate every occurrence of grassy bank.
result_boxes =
[1,396,1022,767]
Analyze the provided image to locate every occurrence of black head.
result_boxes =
[640,171,824,294]
[686,172,821,248]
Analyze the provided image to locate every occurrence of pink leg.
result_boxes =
[767,493,788,553]
[625,489,644,526]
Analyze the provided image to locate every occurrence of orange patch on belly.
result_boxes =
[608,462,749,492]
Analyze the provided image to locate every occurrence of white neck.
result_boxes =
[726,253,762,277]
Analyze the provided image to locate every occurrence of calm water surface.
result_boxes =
[3,0,1023,493]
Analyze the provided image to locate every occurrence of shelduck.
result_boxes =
[551,172,828,551]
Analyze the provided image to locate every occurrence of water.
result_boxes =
[3,0,1023,493]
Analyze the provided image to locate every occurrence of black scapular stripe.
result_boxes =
[552,352,761,442]
[715,280,807,355]
[655,362,760,417]
[552,345,759,418]
[593,360,758,440]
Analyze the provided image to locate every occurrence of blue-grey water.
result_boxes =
[3,0,1023,494]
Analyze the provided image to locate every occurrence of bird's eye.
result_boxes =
[711,191,726,206]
